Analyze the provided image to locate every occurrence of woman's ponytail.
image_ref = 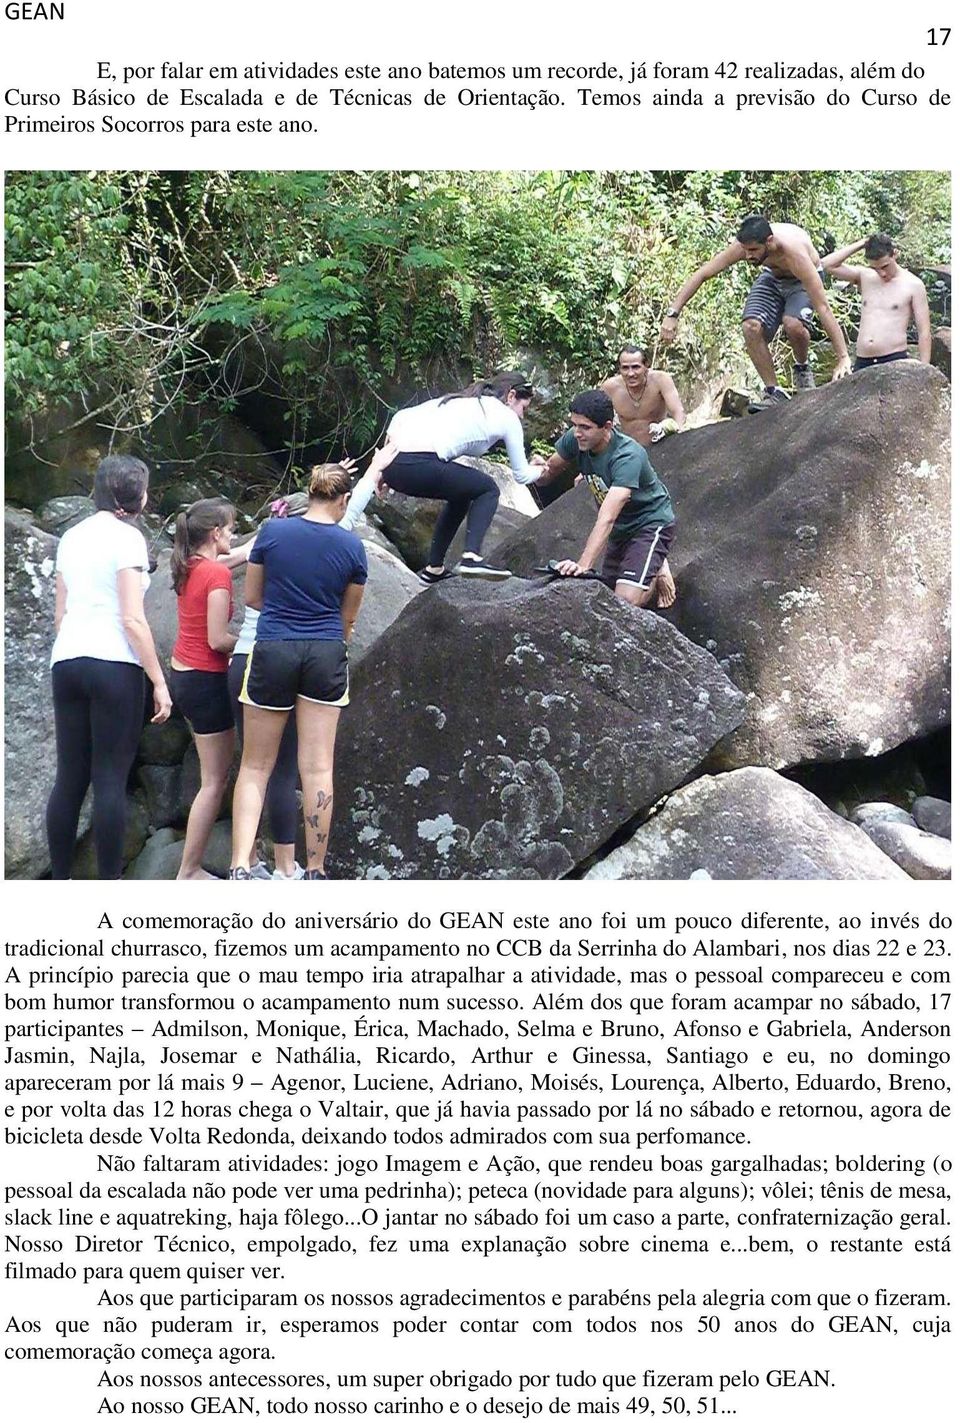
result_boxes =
[170,510,192,595]
[170,498,235,594]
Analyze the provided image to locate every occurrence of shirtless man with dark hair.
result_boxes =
[660,215,853,409]
[828,234,932,369]
[601,344,686,448]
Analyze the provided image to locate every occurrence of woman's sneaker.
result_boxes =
[417,567,455,585]
[793,364,816,391]
[303,868,328,880]
[272,864,305,881]
[249,860,273,880]
[455,556,511,580]
[229,866,253,880]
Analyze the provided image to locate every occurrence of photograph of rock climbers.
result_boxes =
[4,171,951,880]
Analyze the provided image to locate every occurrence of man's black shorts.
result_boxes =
[854,350,909,371]
[239,639,350,711]
[601,523,676,590]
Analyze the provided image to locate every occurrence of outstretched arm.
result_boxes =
[556,487,630,575]
[912,280,932,363]
[499,412,544,484]
[788,252,852,378]
[334,438,399,501]
[661,243,744,342]
[535,452,575,487]
[657,373,686,426]
[822,237,869,272]
[243,561,265,612]
[826,263,864,286]
[219,533,257,569]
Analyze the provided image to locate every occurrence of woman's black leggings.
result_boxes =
[228,653,300,845]
[385,452,499,564]
[46,657,146,879]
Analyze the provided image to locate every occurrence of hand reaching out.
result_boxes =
[368,436,398,494]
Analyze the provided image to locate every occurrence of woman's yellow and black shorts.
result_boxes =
[239,639,349,711]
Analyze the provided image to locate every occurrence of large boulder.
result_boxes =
[347,511,405,559]
[6,399,281,511]
[498,364,951,770]
[73,791,151,878]
[931,328,950,381]
[143,549,186,670]
[860,819,951,880]
[34,496,97,537]
[137,717,192,766]
[136,402,283,511]
[137,763,184,830]
[662,363,951,767]
[125,827,185,880]
[495,480,598,572]
[352,542,423,664]
[328,578,745,879]
[5,409,105,506]
[912,795,951,839]
[3,511,73,876]
[585,767,910,880]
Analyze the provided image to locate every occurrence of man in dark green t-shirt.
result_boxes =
[536,389,678,608]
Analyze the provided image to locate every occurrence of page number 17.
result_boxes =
[926,27,951,43]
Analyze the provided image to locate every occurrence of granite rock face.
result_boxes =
[329,578,745,880]
[912,795,951,840]
[585,768,910,881]
[498,364,951,771]
[3,511,79,877]
[350,542,424,665]
[861,820,951,880]
[931,327,951,381]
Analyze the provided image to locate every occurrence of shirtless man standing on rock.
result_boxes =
[601,344,686,447]
[660,214,853,410]
[827,233,932,369]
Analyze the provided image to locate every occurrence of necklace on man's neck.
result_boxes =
[625,372,649,408]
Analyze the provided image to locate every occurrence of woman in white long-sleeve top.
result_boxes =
[384,371,544,583]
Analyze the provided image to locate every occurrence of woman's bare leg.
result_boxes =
[178,729,235,879]
[296,700,341,876]
[231,707,288,870]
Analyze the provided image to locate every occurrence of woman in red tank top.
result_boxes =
[170,499,238,879]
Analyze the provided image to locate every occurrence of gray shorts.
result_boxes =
[743,268,823,340]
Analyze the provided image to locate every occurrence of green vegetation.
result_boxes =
[5,169,951,462]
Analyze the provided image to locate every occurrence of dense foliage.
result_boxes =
[5,169,951,465]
